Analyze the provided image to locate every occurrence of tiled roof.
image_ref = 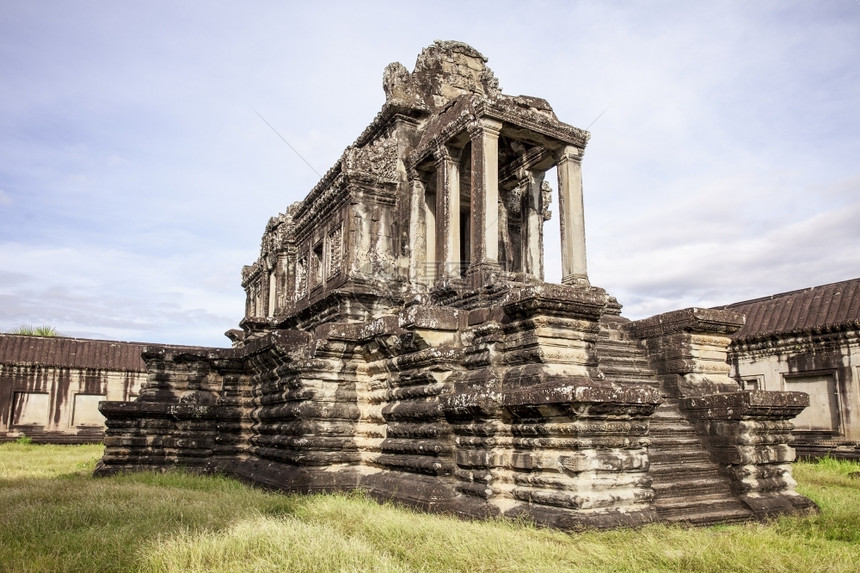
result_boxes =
[0,334,148,372]
[719,278,860,341]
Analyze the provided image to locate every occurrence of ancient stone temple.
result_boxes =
[97,41,816,528]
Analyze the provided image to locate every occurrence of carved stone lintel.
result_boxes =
[344,137,398,183]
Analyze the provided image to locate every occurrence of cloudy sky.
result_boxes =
[1,1,858,347]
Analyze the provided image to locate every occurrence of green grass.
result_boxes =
[7,324,59,336]
[2,444,860,572]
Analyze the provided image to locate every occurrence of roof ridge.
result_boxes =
[719,278,860,341]
[721,277,860,309]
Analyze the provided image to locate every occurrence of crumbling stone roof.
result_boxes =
[719,278,860,341]
[0,334,148,372]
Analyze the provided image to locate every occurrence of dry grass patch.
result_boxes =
[3,443,860,572]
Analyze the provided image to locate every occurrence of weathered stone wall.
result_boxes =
[728,330,860,458]
[722,279,860,459]
[97,292,818,527]
[0,334,146,443]
[99,345,245,470]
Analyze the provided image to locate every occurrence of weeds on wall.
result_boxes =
[7,324,59,336]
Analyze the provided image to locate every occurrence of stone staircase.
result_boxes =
[594,318,659,390]
[596,318,753,525]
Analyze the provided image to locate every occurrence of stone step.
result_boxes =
[596,348,658,384]
[595,327,661,390]
[648,429,701,442]
[650,450,713,466]
[650,431,698,442]
[649,440,709,453]
[649,410,693,421]
[595,332,639,344]
[647,436,703,450]
[650,410,692,423]
[650,440,702,451]
[649,457,720,473]
[596,330,645,351]
[599,318,752,527]
[657,502,752,525]
[652,476,732,499]
[598,357,651,368]
[598,363,655,377]
[651,484,731,506]
[595,341,648,357]
[654,488,736,506]
[596,350,651,366]
[603,376,661,388]
[597,353,651,363]
[649,420,699,433]
[597,325,633,340]
[601,375,660,386]
[649,417,693,429]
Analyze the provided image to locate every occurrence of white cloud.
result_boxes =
[1,1,858,343]
[0,242,248,346]
[588,181,860,318]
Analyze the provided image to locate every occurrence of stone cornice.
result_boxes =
[467,116,503,137]
[293,171,399,247]
[441,382,662,419]
[555,145,584,164]
[729,327,860,358]
[406,94,590,171]
[632,308,745,339]
[99,401,240,420]
[681,390,809,420]
[499,147,553,184]
[293,104,424,225]
[291,175,351,245]
[730,320,860,347]
[473,98,590,148]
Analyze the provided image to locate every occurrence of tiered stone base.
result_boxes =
[96,286,816,529]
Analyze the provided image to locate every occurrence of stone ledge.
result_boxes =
[681,391,809,420]
[441,382,662,419]
[98,401,239,421]
[502,284,608,320]
[631,308,745,339]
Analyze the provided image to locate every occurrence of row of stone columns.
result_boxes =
[428,117,589,287]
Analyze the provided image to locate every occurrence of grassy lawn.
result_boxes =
[2,443,860,572]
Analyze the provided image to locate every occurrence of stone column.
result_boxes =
[468,118,503,286]
[267,268,277,318]
[434,145,461,280]
[521,170,545,280]
[407,174,428,284]
[556,146,589,287]
[284,246,296,305]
